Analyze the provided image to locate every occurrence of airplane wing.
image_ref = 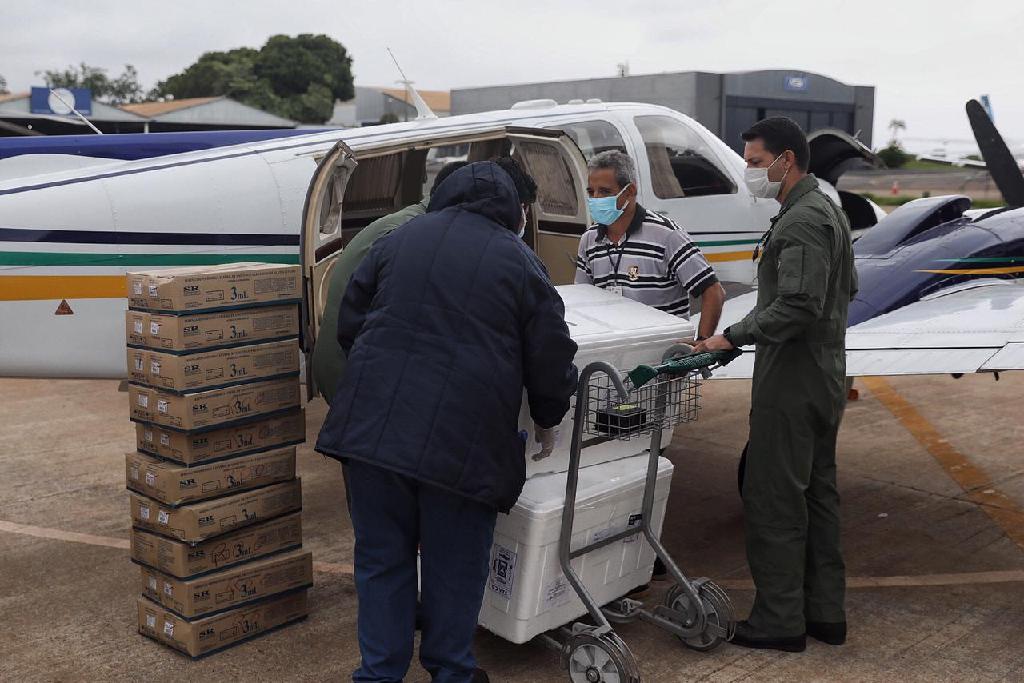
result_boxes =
[704,279,1024,379]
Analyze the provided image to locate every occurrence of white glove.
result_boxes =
[532,424,560,461]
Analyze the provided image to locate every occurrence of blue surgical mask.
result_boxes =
[587,183,631,225]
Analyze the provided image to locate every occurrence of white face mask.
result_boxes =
[518,206,527,239]
[744,152,789,200]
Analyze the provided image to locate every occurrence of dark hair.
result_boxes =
[430,160,470,196]
[741,117,810,171]
[495,156,538,205]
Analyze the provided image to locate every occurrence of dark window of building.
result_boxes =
[559,120,627,160]
[634,115,736,198]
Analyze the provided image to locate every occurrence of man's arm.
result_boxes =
[336,243,381,354]
[523,259,579,429]
[665,228,722,336]
[574,234,593,285]
[724,222,831,347]
[696,282,726,339]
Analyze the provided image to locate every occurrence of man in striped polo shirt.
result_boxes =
[575,150,725,340]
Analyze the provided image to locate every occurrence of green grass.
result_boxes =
[900,158,966,172]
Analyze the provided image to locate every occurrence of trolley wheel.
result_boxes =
[564,631,641,683]
[664,579,735,652]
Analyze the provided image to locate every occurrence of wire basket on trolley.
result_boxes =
[583,370,701,442]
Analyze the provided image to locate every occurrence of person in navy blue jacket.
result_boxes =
[316,159,579,683]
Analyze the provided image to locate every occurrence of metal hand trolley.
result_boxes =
[535,345,742,683]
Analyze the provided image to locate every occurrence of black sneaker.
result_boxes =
[806,620,846,645]
[471,668,490,683]
[730,620,806,653]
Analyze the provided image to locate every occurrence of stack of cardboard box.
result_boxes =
[124,263,312,657]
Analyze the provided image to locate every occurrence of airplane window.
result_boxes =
[559,120,627,160]
[634,115,737,198]
[515,140,579,216]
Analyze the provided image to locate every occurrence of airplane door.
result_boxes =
[507,129,590,285]
[300,140,357,398]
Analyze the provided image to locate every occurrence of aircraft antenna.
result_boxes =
[386,47,438,120]
[49,88,103,135]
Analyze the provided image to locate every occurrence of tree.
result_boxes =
[0,74,8,95]
[888,118,906,144]
[878,142,910,169]
[154,34,354,124]
[38,62,145,104]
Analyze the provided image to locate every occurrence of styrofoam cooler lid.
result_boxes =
[513,454,674,520]
[556,285,695,351]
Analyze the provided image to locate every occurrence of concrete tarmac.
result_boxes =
[2,373,1023,682]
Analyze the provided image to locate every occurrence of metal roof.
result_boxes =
[119,97,222,118]
[376,88,451,113]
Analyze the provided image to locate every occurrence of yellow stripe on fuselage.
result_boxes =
[705,250,754,263]
[915,266,1024,275]
[0,275,126,301]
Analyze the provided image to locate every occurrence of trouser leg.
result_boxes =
[346,461,420,683]
[743,407,815,636]
[804,422,846,623]
[417,483,497,683]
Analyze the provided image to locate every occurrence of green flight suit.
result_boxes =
[312,200,427,404]
[725,175,857,636]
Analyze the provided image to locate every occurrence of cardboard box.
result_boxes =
[125,448,296,506]
[136,410,305,465]
[139,549,312,618]
[126,306,299,354]
[126,309,149,346]
[129,377,301,430]
[131,512,302,578]
[128,339,299,392]
[137,589,308,657]
[127,263,301,313]
[130,479,302,542]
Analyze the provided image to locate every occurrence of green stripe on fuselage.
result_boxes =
[0,252,300,267]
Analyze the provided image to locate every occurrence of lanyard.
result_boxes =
[605,233,630,286]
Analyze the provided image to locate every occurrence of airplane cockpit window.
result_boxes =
[634,115,736,198]
[515,140,579,216]
[559,120,627,161]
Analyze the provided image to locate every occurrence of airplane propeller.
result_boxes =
[966,99,1024,208]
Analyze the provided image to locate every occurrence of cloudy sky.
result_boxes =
[3,0,1022,150]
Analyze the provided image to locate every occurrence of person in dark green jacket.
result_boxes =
[695,117,857,653]
[312,161,468,403]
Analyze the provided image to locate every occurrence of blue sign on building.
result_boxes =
[30,87,93,116]
[783,75,809,93]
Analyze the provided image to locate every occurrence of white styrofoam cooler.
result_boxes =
[478,452,674,644]
[519,284,694,478]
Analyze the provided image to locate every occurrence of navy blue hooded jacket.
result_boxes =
[314,161,579,512]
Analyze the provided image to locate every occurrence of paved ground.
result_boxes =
[2,372,1024,682]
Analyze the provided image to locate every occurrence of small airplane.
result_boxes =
[0,95,883,378]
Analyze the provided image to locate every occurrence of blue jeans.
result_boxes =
[346,460,497,683]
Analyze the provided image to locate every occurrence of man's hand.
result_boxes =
[533,424,560,461]
[692,334,734,353]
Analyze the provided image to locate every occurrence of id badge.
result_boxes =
[610,286,624,296]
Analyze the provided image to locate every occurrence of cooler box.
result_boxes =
[478,452,674,644]
[519,285,694,478]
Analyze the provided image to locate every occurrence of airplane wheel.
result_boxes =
[665,579,736,652]
[565,631,640,683]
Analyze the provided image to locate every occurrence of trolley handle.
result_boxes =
[626,348,742,389]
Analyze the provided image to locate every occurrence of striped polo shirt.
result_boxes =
[574,205,718,318]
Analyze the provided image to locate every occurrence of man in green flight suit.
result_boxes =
[695,117,857,652]
[312,161,468,403]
